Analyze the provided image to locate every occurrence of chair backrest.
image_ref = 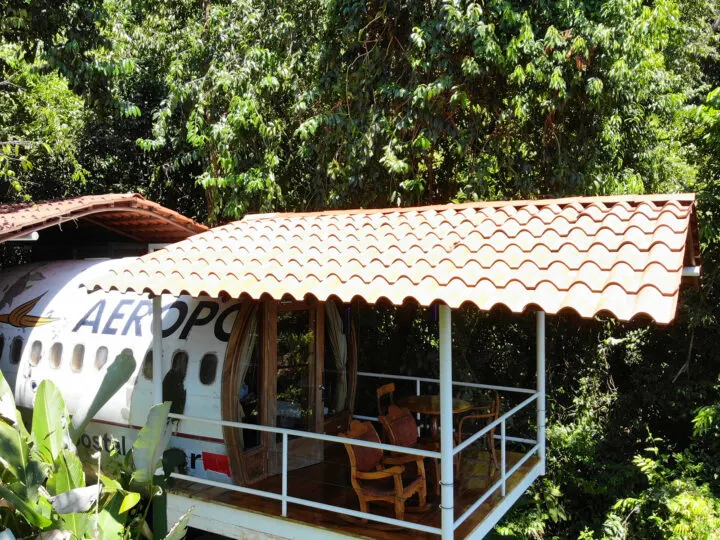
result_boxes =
[376,383,395,416]
[341,420,384,472]
[379,405,419,448]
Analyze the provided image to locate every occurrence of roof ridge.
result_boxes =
[242,193,696,221]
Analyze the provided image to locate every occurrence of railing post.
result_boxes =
[536,310,546,475]
[151,295,163,405]
[416,379,421,424]
[500,419,506,496]
[439,304,454,539]
[282,432,288,517]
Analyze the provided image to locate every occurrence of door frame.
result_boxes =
[221,297,327,485]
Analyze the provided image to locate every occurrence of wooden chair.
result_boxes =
[340,420,427,521]
[376,383,395,416]
[456,391,501,473]
[379,405,441,495]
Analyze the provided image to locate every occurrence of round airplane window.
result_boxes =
[172,351,188,378]
[95,346,108,370]
[199,353,218,385]
[72,344,85,372]
[30,341,42,366]
[10,337,23,364]
[50,343,63,369]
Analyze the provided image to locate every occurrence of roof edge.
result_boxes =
[244,193,696,221]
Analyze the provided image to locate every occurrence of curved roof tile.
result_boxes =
[0,193,207,243]
[82,194,700,324]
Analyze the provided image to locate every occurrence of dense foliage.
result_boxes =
[1,0,720,537]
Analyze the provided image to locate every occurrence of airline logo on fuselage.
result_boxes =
[72,298,241,342]
[0,295,57,328]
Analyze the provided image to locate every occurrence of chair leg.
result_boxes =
[432,458,440,496]
[488,429,499,471]
[394,498,406,521]
[418,480,427,508]
[358,497,369,523]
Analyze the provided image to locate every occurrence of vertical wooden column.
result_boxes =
[151,295,163,405]
[439,304,454,539]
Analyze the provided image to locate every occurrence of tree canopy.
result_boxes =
[2,0,720,537]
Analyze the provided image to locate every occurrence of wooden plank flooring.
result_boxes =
[172,445,539,539]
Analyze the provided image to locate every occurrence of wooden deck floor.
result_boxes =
[172,445,539,539]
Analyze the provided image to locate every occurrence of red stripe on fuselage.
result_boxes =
[90,418,225,444]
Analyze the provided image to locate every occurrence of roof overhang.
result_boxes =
[0,193,207,244]
[81,194,700,324]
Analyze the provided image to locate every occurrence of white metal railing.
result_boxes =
[450,392,540,530]
[355,371,542,533]
[167,375,541,536]
[167,412,442,535]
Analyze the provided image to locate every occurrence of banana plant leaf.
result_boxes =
[0,370,15,424]
[70,354,136,444]
[0,421,28,483]
[96,492,125,539]
[47,450,84,496]
[49,485,100,515]
[164,507,193,540]
[31,382,69,465]
[131,402,172,486]
[0,485,52,529]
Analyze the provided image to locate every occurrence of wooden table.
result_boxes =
[396,395,472,440]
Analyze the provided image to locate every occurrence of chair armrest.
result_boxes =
[457,413,498,443]
[354,466,404,480]
[382,454,422,466]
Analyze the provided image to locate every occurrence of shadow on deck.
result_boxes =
[170,445,539,539]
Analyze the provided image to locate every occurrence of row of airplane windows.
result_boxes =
[0,335,218,386]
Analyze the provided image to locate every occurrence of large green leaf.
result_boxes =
[119,491,140,514]
[32,381,69,465]
[0,484,52,529]
[131,402,173,486]
[96,492,125,539]
[47,450,84,496]
[0,420,28,483]
[0,370,16,423]
[49,485,100,514]
[164,507,193,540]
[57,511,94,538]
[70,353,137,443]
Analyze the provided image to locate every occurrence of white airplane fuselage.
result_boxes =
[0,259,238,481]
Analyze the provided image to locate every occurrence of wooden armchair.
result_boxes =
[340,420,427,521]
[376,383,395,416]
[379,405,440,495]
[456,390,501,472]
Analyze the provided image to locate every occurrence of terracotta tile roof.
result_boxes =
[0,193,207,243]
[82,194,700,324]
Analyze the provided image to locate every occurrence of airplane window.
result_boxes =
[172,351,188,379]
[142,351,153,380]
[30,341,42,366]
[72,344,85,372]
[50,343,63,369]
[95,346,108,370]
[10,337,22,365]
[199,353,218,385]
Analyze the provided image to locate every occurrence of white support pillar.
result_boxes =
[439,304,454,539]
[152,295,164,405]
[536,310,546,475]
